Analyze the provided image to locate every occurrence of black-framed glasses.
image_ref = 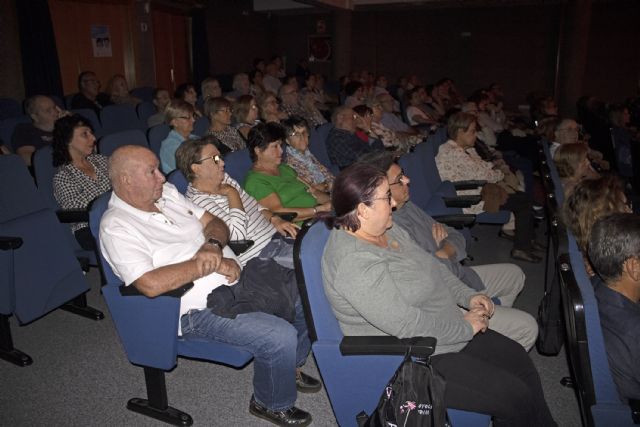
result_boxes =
[290,129,308,138]
[194,154,222,165]
[389,170,406,186]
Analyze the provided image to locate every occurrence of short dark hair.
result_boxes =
[52,114,93,167]
[77,71,95,90]
[247,122,286,162]
[174,83,195,100]
[204,96,232,119]
[344,81,363,97]
[588,213,640,284]
[281,115,308,138]
[326,163,386,232]
[357,151,397,174]
[175,136,223,183]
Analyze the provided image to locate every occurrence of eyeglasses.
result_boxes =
[194,154,222,165]
[217,108,232,113]
[177,113,196,120]
[372,192,393,205]
[290,129,308,138]
[389,170,407,186]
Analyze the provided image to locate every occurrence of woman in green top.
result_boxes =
[244,122,331,222]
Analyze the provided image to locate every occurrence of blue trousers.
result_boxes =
[181,297,311,411]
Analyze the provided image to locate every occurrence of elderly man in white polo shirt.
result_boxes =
[99,145,314,426]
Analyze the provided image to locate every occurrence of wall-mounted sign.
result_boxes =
[91,25,112,57]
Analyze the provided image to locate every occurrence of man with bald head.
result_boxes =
[326,106,383,170]
[12,95,68,165]
[100,145,314,426]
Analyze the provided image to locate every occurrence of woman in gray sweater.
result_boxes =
[321,163,555,427]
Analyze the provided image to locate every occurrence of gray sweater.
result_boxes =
[321,224,477,355]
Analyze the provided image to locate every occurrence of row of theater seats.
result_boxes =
[0,155,104,367]
[87,173,493,427]
[538,140,640,427]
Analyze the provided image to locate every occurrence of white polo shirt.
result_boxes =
[100,183,240,329]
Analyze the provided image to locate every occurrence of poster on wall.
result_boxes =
[308,35,331,62]
[91,25,112,57]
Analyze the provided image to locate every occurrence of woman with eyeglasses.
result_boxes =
[175,135,299,267]
[160,100,199,174]
[257,91,287,123]
[322,163,556,427]
[244,122,331,223]
[282,116,334,193]
[204,97,246,153]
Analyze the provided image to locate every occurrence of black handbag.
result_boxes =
[356,347,449,427]
[536,272,565,356]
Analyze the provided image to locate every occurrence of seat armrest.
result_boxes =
[119,282,194,298]
[340,336,436,358]
[443,195,482,207]
[630,398,640,424]
[453,180,487,190]
[432,214,476,229]
[56,209,89,223]
[228,240,255,256]
[275,212,297,222]
[0,236,23,250]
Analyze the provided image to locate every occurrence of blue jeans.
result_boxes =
[180,298,311,411]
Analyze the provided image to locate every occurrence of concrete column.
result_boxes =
[555,0,592,117]
[332,9,352,80]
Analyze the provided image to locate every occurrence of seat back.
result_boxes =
[294,221,490,427]
[308,122,338,175]
[0,155,88,323]
[89,191,253,370]
[130,86,155,102]
[136,101,156,125]
[559,232,635,426]
[147,124,171,157]
[100,104,143,135]
[540,138,564,204]
[98,129,148,156]
[224,148,252,184]
[70,108,103,137]
[0,98,22,120]
[167,169,188,194]
[192,116,210,137]
[0,115,31,149]
[426,126,448,152]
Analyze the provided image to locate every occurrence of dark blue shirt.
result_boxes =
[594,280,640,401]
[326,128,383,170]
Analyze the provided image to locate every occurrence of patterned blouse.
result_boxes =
[208,126,246,152]
[282,102,327,128]
[435,140,504,214]
[53,154,111,232]
[370,121,420,153]
[285,145,335,187]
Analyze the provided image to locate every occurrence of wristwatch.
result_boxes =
[206,238,223,250]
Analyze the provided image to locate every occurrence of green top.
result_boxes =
[243,164,318,209]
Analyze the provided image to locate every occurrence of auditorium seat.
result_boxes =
[98,129,148,156]
[223,148,252,184]
[100,104,144,135]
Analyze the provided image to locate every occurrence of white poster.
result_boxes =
[91,25,112,58]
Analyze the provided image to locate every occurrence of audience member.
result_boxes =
[175,83,203,118]
[105,74,141,106]
[249,69,266,97]
[70,71,112,115]
[342,81,365,108]
[244,122,331,223]
[263,62,283,94]
[176,136,300,268]
[360,151,538,350]
[147,88,171,128]
[257,91,286,123]
[278,83,325,128]
[12,95,68,166]
[367,97,416,153]
[201,77,222,102]
[160,100,198,173]
[321,163,555,426]
[609,104,637,177]
[405,87,438,127]
[52,114,110,249]
[377,93,418,135]
[233,95,259,141]
[100,145,315,426]
[326,106,383,170]
[554,143,599,195]
[588,213,640,402]
[436,112,540,262]
[281,116,334,191]
[227,73,251,100]
[204,97,245,152]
